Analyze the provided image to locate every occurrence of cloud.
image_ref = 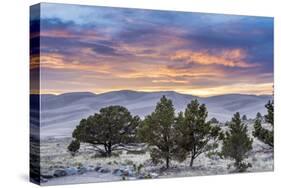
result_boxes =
[91,43,129,57]
[170,49,258,68]
[35,4,273,96]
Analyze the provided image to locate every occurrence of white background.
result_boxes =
[0,0,280,187]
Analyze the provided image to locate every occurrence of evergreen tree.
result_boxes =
[242,115,247,121]
[265,100,274,125]
[138,96,176,169]
[253,100,273,148]
[210,117,219,124]
[175,99,222,167]
[72,106,140,157]
[256,112,262,120]
[67,139,80,156]
[222,112,253,172]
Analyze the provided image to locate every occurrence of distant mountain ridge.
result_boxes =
[33,90,272,138]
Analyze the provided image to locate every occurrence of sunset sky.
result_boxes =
[30,3,274,96]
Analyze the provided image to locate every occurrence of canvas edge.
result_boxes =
[30,3,41,186]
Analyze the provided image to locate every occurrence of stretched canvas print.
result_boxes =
[30,3,274,186]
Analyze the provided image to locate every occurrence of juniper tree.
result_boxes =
[256,112,262,120]
[72,106,140,157]
[138,96,176,169]
[253,100,274,148]
[265,100,274,124]
[210,117,219,124]
[242,115,247,121]
[222,112,253,172]
[175,99,222,167]
[67,139,80,156]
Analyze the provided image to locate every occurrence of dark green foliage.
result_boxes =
[222,112,253,172]
[253,118,272,146]
[173,112,188,162]
[67,139,80,156]
[72,105,141,157]
[210,117,219,124]
[253,100,274,147]
[174,99,222,167]
[265,100,274,125]
[138,96,176,169]
[242,115,247,121]
[256,112,262,120]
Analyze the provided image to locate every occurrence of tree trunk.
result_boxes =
[166,157,170,169]
[108,143,112,157]
[189,156,194,167]
[190,145,196,167]
[104,144,111,157]
[104,142,112,157]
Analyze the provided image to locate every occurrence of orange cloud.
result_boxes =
[30,55,40,69]
[39,53,115,74]
[37,47,271,97]
[38,50,229,87]
[40,30,76,39]
[170,49,257,68]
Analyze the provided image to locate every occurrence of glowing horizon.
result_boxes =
[38,83,273,97]
[30,3,274,97]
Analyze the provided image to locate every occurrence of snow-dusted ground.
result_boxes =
[42,171,122,186]
[40,122,273,186]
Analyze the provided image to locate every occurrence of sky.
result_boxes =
[30,3,274,96]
